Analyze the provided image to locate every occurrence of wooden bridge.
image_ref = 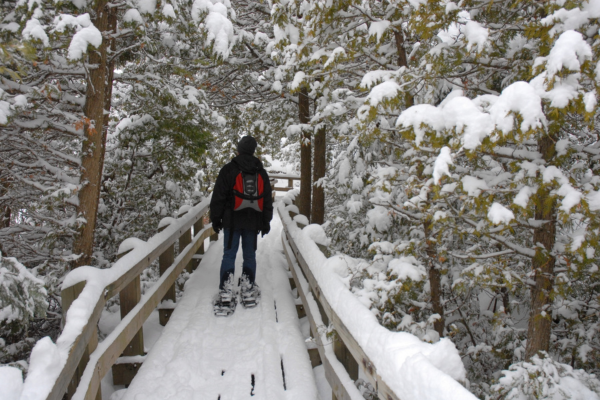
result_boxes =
[22,174,476,400]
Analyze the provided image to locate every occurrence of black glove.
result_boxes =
[213,221,222,234]
[261,225,271,237]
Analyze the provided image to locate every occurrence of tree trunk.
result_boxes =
[298,86,312,220]
[72,0,110,268]
[501,287,511,314]
[525,134,557,359]
[103,6,117,129]
[394,29,414,107]
[99,5,117,179]
[1,206,9,229]
[0,180,10,230]
[311,125,326,224]
[424,218,444,338]
[0,206,9,256]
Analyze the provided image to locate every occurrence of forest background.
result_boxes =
[1,0,600,398]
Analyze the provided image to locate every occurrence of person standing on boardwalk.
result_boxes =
[210,136,273,315]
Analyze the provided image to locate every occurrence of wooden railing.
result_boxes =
[42,198,217,400]
[268,172,300,192]
[279,201,371,400]
[30,174,297,400]
[28,176,474,400]
[278,195,477,400]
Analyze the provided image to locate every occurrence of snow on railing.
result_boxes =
[278,192,478,400]
[268,172,301,193]
[20,196,216,400]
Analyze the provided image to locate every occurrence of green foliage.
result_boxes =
[491,352,600,399]
[0,255,47,341]
[278,0,600,396]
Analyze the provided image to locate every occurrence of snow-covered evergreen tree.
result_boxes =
[286,0,600,395]
[0,254,47,367]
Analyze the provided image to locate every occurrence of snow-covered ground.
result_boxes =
[114,211,324,400]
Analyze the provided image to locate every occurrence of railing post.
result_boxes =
[158,239,176,326]
[62,282,102,400]
[289,195,299,219]
[287,197,326,371]
[292,199,358,394]
[178,210,193,273]
[270,178,276,201]
[112,250,145,386]
[308,326,322,368]
[334,337,359,380]
[192,215,205,271]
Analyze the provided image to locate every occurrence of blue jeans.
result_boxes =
[219,228,258,289]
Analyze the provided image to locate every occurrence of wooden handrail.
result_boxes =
[279,206,375,400]
[268,173,300,193]
[268,173,301,180]
[281,232,363,400]
[278,203,476,400]
[74,224,215,400]
[41,198,214,400]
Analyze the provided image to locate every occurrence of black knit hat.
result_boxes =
[237,136,257,155]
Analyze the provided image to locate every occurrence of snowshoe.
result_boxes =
[214,276,237,317]
[240,275,261,309]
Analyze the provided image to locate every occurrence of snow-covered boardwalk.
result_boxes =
[121,214,319,400]
[18,195,475,400]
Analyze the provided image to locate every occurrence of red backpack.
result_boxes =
[233,170,265,212]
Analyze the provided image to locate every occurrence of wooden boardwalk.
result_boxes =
[120,214,319,400]
[33,179,473,400]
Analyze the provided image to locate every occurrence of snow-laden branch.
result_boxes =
[450,249,515,260]
[445,201,536,258]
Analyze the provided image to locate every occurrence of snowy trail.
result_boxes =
[121,212,319,400]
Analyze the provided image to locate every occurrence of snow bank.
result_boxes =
[21,197,212,400]
[117,237,147,255]
[278,203,476,400]
[22,337,63,400]
[303,224,330,246]
[0,366,23,400]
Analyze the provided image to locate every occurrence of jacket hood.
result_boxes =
[232,154,264,174]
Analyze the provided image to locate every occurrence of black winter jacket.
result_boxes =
[209,154,273,231]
